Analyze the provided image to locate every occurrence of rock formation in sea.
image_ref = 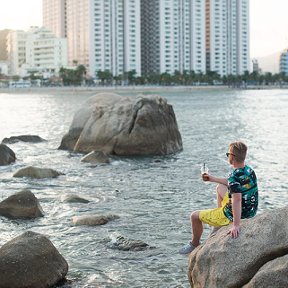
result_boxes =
[2,135,46,144]
[107,233,154,251]
[188,206,288,288]
[59,92,182,155]
[0,144,16,166]
[81,150,110,164]
[72,214,120,226]
[0,189,44,219]
[13,166,64,179]
[0,231,68,288]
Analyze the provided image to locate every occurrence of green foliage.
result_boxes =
[59,65,87,86]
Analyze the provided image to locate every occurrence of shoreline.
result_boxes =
[0,85,229,95]
[1,84,288,95]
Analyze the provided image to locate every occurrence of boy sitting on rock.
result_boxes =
[179,141,258,254]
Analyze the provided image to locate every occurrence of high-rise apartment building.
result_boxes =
[43,0,66,38]
[42,0,250,78]
[7,30,28,75]
[43,0,141,78]
[206,0,249,76]
[66,0,90,69]
[0,30,10,61]
[280,49,288,76]
[90,0,141,77]
[141,0,206,75]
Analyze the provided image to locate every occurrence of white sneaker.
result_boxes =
[179,241,197,254]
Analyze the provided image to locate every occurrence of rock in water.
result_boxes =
[0,189,44,219]
[13,166,64,179]
[61,194,90,203]
[72,214,119,226]
[0,231,68,288]
[81,150,110,164]
[59,93,182,155]
[107,233,153,251]
[2,135,46,144]
[0,144,16,166]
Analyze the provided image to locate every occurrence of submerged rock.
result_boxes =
[81,150,110,164]
[188,206,288,288]
[107,233,153,251]
[2,135,46,144]
[0,231,68,288]
[0,189,44,219]
[59,93,182,156]
[13,166,64,179]
[61,194,90,203]
[72,214,119,226]
[0,144,16,166]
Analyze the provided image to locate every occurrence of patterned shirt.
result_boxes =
[223,165,258,221]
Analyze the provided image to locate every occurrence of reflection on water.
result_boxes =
[0,89,288,287]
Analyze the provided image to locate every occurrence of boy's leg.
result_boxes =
[191,211,202,246]
[216,184,228,208]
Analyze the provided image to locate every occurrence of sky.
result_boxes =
[0,0,288,59]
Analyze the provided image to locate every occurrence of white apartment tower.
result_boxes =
[141,0,206,75]
[89,0,141,77]
[206,0,250,76]
[43,0,66,38]
[46,0,142,77]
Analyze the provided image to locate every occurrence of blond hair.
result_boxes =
[229,141,247,162]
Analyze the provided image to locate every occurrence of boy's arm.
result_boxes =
[228,193,242,238]
[206,175,228,186]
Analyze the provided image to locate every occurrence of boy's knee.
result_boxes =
[190,211,200,221]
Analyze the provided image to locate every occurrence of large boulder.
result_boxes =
[0,144,16,166]
[13,166,64,179]
[59,93,182,155]
[2,135,46,144]
[0,189,44,219]
[0,231,68,288]
[188,206,288,288]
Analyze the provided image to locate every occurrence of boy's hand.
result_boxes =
[202,173,209,181]
[228,224,240,238]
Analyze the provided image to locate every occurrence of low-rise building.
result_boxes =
[24,27,68,78]
[6,27,68,78]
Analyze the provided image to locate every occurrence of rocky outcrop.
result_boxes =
[0,189,44,219]
[107,233,153,251]
[59,93,182,155]
[188,206,288,288]
[0,144,16,166]
[81,150,110,164]
[2,135,46,144]
[13,166,64,179]
[0,231,68,288]
[72,214,119,226]
[243,254,288,288]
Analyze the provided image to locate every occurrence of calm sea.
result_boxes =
[0,88,287,287]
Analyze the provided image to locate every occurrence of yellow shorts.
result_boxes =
[199,192,231,227]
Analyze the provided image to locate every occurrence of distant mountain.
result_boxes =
[256,51,281,74]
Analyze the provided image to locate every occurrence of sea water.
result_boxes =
[0,88,287,287]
